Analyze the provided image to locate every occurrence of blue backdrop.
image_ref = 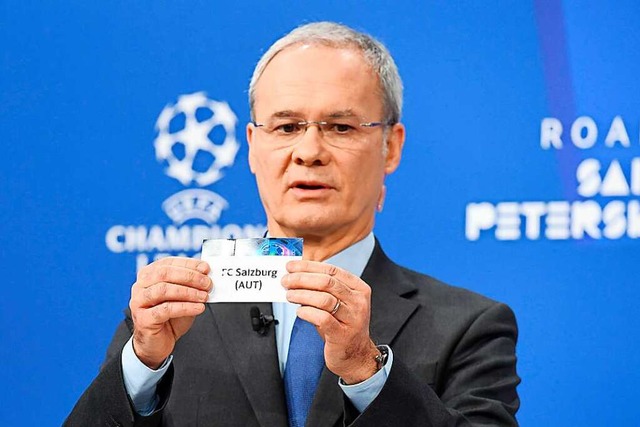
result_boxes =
[2,1,639,425]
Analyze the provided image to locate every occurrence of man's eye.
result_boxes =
[331,123,354,133]
[275,123,300,134]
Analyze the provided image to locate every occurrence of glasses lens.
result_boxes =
[256,118,384,146]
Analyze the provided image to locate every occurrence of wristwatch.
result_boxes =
[374,345,389,371]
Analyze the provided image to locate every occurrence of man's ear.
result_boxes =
[246,122,257,174]
[384,123,405,175]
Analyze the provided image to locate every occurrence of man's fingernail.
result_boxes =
[196,262,209,273]
[200,275,211,287]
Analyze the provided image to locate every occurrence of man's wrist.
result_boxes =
[339,345,393,413]
[340,341,384,385]
[132,333,168,370]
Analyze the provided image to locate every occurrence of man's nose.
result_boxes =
[291,125,331,166]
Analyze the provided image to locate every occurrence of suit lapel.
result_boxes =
[306,242,420,427]
[364,243,421,345]
[208,302,289,427]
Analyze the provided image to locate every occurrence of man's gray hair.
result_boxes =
[248,21,403,124]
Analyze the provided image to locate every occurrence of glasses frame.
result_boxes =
[251,119,391,131]
[250,119,395,143]
[250,117,398,151]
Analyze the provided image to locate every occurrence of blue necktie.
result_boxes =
[284,317,325,427]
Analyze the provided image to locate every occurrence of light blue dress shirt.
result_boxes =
[122,232,393,415]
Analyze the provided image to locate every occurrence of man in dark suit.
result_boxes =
[66,21,520,426]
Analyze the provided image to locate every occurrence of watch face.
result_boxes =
[375,346,389,370]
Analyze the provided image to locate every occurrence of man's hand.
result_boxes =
[129,257,212,369]
[283,260,380,384]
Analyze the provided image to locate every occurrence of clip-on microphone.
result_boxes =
[250,306,279,335]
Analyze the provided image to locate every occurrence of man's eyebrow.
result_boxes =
[269,110,359,119]
[327,110,358,119]
[271,110,303,119]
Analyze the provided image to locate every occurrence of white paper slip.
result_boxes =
[203,255,300,302]
[201,237,303,303]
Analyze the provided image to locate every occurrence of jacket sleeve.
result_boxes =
[346,302,520,426]
[63,314,173,427]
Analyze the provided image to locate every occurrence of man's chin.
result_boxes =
[270,214,340,237]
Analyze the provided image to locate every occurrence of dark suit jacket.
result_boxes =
[65,242,520,426]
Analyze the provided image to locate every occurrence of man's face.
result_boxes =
[247,44,404,242]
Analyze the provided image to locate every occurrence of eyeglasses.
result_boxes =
[251,118,393,147]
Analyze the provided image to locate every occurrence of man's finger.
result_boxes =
[136,282,210,308]
[296,305,340,335]
[286,260,363,290]
[137,264,212,291]
[282,272,352,300]
[153,257,210,274]
[139,301,206,326]
[286,289,338,311]
[287,289,351,325]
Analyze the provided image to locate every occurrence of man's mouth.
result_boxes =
[290,181,333,191]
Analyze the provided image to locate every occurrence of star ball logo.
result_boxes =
[105,92,266,270]
[154,92,238,188]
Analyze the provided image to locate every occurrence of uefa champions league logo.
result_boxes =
[154,92,240,224]
[104,91,264,270]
